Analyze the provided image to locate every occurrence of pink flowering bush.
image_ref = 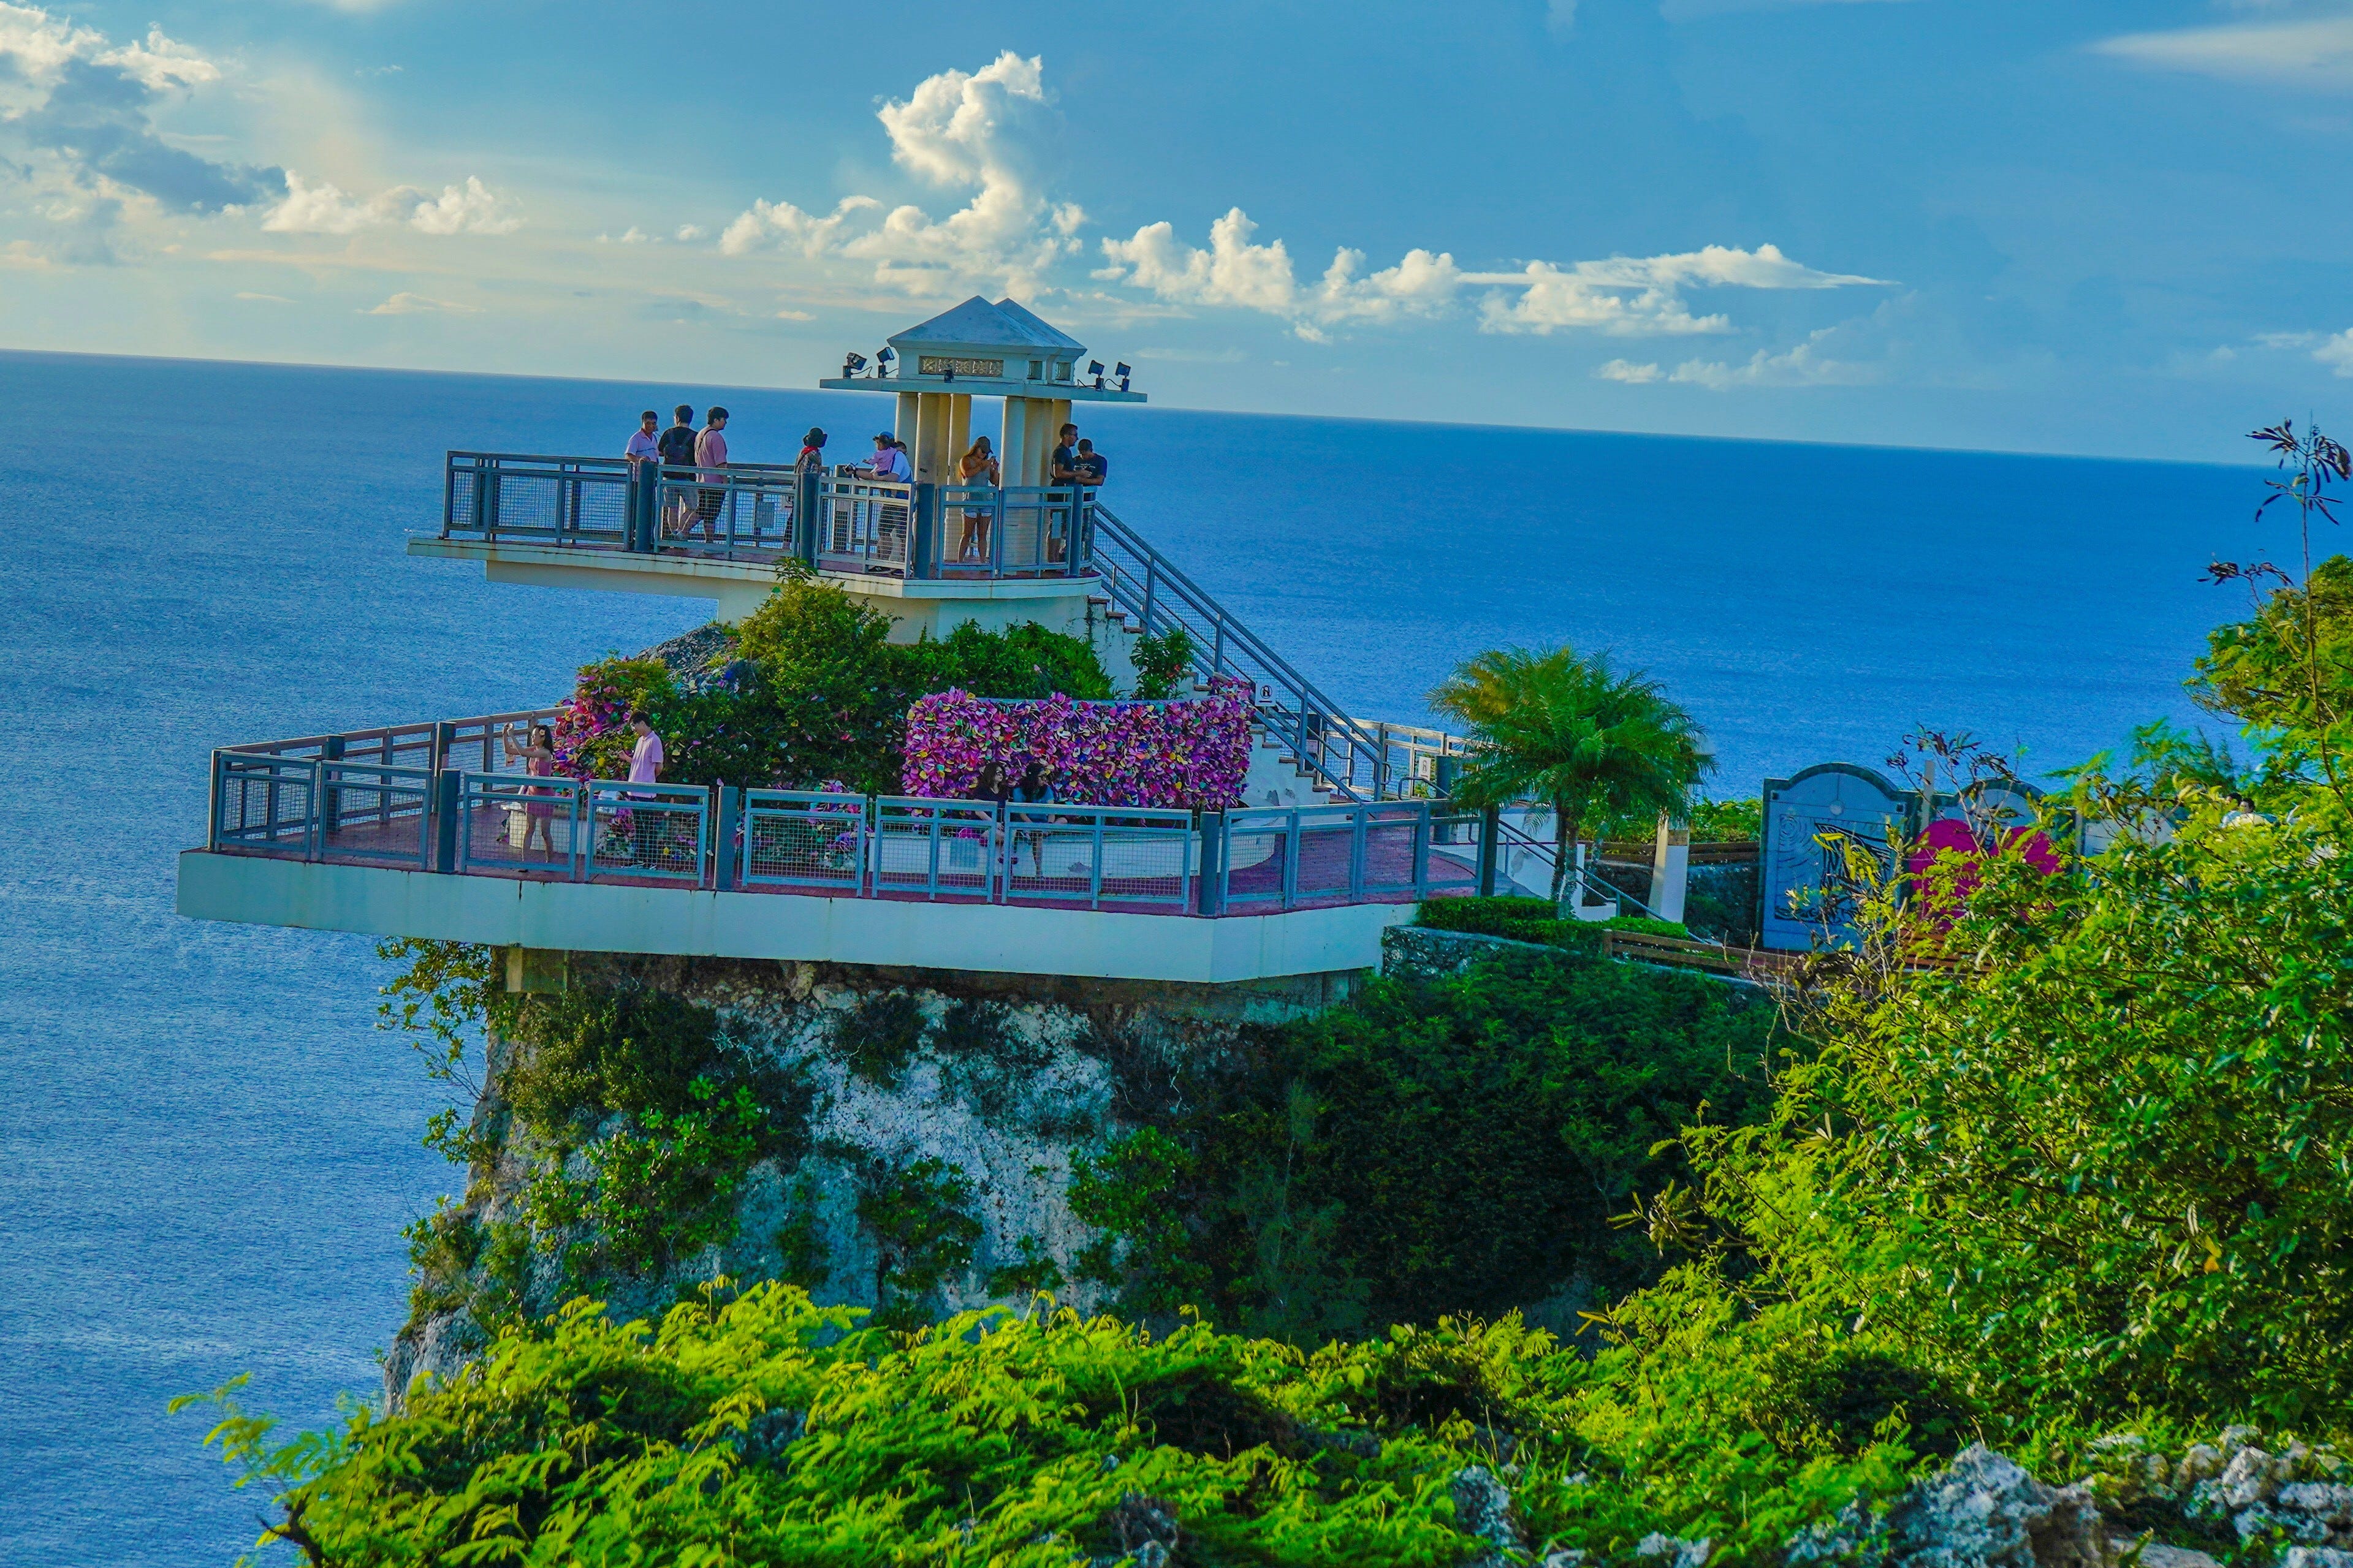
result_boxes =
[900,681,1253,810]
[550,657,675,781]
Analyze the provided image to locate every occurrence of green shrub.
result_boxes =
[1131,624,1198,699]
[856,1156,984,1328]
[1416,895,1601,950]
[1688,797,1763,842]
[186,1282,1925,1568]
[1091,949,1777,1342]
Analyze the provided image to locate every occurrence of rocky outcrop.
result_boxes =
[386,955,1277,1407]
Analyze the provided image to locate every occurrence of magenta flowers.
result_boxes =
[900,683,1252,809]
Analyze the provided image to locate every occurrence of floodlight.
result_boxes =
[843,352,867,377]
[875,347,896,377]
[1088,359,1106,389]
[1114,362,1131,393]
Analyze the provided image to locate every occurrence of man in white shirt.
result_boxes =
[624,410,660,468]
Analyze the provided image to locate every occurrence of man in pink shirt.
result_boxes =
[692,407,729,542]
[626,712,664,797]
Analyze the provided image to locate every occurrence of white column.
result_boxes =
[894,390,919,451]
[999,396,1034,487]
[1651,810,1690,924]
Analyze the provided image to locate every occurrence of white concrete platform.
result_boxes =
[175,850,1415,984]
[407,536,1101,635]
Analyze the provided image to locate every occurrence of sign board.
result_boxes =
[1760,763,1920,951]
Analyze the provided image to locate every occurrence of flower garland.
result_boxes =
[899,681,1253,809]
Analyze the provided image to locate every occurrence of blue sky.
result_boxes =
[2,0,2350,461]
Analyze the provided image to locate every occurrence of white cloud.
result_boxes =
[362,290,476,314]
[720,50,1079,295]
[264,170,517,236]
[1595,358,1664,382]
[2094,17,2353,90]
[0,3,280,251]
[409,176,517,235]
[2314,330,2353,376]
[675,223,705,242]
[234,289,291,302]
[1661,330,1876,389]
[1098,209,1882,340]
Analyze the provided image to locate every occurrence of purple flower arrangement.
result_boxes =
[899,682,1253,810]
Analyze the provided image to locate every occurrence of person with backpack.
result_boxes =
[657,405,699,537]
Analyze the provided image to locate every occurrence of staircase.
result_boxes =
[1085,503,1456,804]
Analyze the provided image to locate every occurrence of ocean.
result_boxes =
[0,347,2276,1564]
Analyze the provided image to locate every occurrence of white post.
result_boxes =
[1651,809,1690,924]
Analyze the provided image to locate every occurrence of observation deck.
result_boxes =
[177,710,1491,983]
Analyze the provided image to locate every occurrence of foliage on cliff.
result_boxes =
[558,580,1116,794]
[187,1280,1929,1568]
[1075,945,1776,1343]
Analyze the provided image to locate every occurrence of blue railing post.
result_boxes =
[321,735,345,849]
[1477,805,1500,897]
[442,458,457,538]
[432,770,462,873]
[713,786,740,891]
[909,483,938,580]
[1411,805,1431,898]
[1196,812,1225,915]
[796,468,820,569]
[469,457,488,534]
[432,721,456,773]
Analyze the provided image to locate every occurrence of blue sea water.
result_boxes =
[0,347,2278,1564]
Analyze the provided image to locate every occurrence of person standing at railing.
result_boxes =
[692,407,730,544]
[1075,438,1108,485]
[1048,424,1083,564]
[610,710,667,868]
[625,411,661,469]
[1012,759,1059,879]
[798,428,827,473]
[501,722,561,862]
[865,433,913,562]
[658,404,699,537]
[956,435,1000,562]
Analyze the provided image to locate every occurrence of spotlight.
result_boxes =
[1089,359,1105,390]
[1114,362,1131,393]
[842,352,867,377]
[875,347,895,377]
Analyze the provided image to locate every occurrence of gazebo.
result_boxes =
[819,297,1145,488]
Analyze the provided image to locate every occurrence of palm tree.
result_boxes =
[1430,646,1712,903]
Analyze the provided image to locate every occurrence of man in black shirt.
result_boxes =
[1049,423,1080,486]
[656,404,699,537]
[1075,438,1107,485]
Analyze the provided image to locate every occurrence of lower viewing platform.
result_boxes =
[181,710,1484,983]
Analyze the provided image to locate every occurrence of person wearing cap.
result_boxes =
[867,430,911,483]
[797,427,828,474]
[693,406,730,543]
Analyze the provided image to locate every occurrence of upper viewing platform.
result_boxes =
[414,295,1142,623]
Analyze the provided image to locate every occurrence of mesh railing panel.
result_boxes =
[456,774,582,875]
[741,792,867,892]
[872,798,998,900]
[1003,807,1193,909]
[213,756,318,854]
[447,459,633,543]
[814,477,913,575]
[316,764,434,869]
[653,469,799,558]
[585,784,709,883]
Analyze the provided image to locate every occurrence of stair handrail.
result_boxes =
[1089,502,1402,800]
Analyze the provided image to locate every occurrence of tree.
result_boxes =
[1430,645,1711,901]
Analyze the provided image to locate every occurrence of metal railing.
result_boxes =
[205,731,1483,914]
[1213,801,1483,912]
[1089,502,1477,803]
[441,452,1101,581]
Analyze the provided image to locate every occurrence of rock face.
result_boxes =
[1880,1444,2115,1568]
[386,955,1282,1407]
